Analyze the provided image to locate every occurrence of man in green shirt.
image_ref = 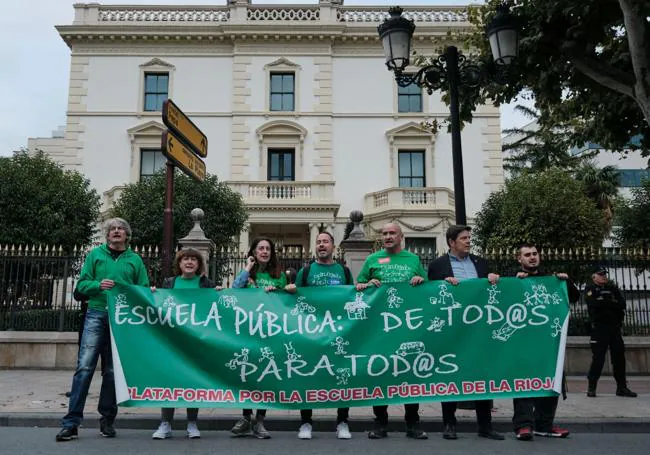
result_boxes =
[56,218,149,442]
[356,223,427,440]
[286,232,354,440]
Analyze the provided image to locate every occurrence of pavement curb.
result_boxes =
[2,413,649,434]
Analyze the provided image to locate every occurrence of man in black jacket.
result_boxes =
[585,267,637,398]
[427,225,503,441]
[511,243,580,441]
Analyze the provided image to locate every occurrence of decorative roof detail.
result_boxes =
[139,57,175,69]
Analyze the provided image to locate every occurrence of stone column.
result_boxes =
[339,211,374,281]
[308,223,320,251]
[239,222,250,252]
[178,208,215,275]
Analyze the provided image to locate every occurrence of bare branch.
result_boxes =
[564,49,636,99]
[619,0,650,99]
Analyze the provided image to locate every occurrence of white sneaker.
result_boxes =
[152,421,172,439]
[337,422,352,439]
[298,423,313,439]
[186,421,201,439]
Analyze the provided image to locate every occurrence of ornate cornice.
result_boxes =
[58,3,472,48]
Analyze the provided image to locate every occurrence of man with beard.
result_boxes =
[427,225,503,441]
[511,243,580,441]
[56,218,149,442]
[356,222,428,440]
[286,231,354,439]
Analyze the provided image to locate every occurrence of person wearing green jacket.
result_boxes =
[230,236,287,439]
[56,218,149,442]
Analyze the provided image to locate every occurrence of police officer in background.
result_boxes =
[585,266,637,398]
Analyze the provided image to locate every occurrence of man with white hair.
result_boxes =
[56,218,149,442]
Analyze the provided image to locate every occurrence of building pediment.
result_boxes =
[139,57,175,69]
[256,120,308,139]
[385,122,435,143]
[127,120,166,141]
[263,57,302,71]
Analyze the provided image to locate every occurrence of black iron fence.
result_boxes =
[2,244,649,335]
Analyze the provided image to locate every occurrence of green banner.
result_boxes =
[108,277,569,409]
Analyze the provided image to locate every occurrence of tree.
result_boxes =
[473,168,607,251]
[110,171,248,248]
[461,0,650,158]
[574,162,621,229]
[614,178,650,249]
[503,105,594,175]
[0,151,100,250]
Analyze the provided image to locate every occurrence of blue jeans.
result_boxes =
[61,309,117,429]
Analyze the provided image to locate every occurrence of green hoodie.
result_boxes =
[77,244,150,311]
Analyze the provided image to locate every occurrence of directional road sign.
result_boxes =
[162,99,208,158]
[161,130,206,182]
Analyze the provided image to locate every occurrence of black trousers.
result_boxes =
[587,326,627,386]
[243,409,266,418]
[301,408,349,425]
[512,396,558,432]
[373,404,419,426]
[442,400,492,432]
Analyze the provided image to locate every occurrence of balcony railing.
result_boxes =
[73,3,468,26]
[227,181,336,204]
[364,187,454,214]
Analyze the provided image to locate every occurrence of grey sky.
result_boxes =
[0,0,530,157]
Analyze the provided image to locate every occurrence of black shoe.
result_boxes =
[100,419,116,438]
[442,424,457,440]
[406,423,428,440]
[368,422,388,439]
[56,427,78,442]
[587,382,597,397]
[478,429,505,440]
[616,386,638,398]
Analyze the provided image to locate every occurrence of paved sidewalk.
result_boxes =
[1,370,648,433]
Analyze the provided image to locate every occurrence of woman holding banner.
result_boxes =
[230,237,288,439]
[151,248,216,440]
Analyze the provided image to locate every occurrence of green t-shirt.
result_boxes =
[248,271,288,289]
[296,262,348,287]
[357,249,427,284]
[173,275,201,289]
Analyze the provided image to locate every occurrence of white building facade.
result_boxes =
[33,1,504,253]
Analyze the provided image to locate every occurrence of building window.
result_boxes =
[140,149,166,179]
[268,149,295,181]
[398,150,425,187]
[618,169,650,188]
[143,73,169,112]
[397,82,422,113]
[405,237,437,254]
[270,73,295,112]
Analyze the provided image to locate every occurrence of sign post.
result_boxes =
[160,100,208,277]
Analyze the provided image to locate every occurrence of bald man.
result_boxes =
[356,223,427,440]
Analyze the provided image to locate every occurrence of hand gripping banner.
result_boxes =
[108,277,570,409]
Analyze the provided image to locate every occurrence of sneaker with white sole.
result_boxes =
[231,417,253,437]
[253,418,272,439]
[186,421,201,439]
[152,421,172,440]
[336,422,352,439]
[298,423,312,439]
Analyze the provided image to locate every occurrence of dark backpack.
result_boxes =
[300,262,353,287]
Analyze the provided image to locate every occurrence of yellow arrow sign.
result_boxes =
[162,99,208,158]
[161,131,206,182]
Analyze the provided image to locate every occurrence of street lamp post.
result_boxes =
[378,5,519,225]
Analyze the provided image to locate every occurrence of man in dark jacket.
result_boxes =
[427,225,503,441]
[585,267,637,398]
[511,243,580,441]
